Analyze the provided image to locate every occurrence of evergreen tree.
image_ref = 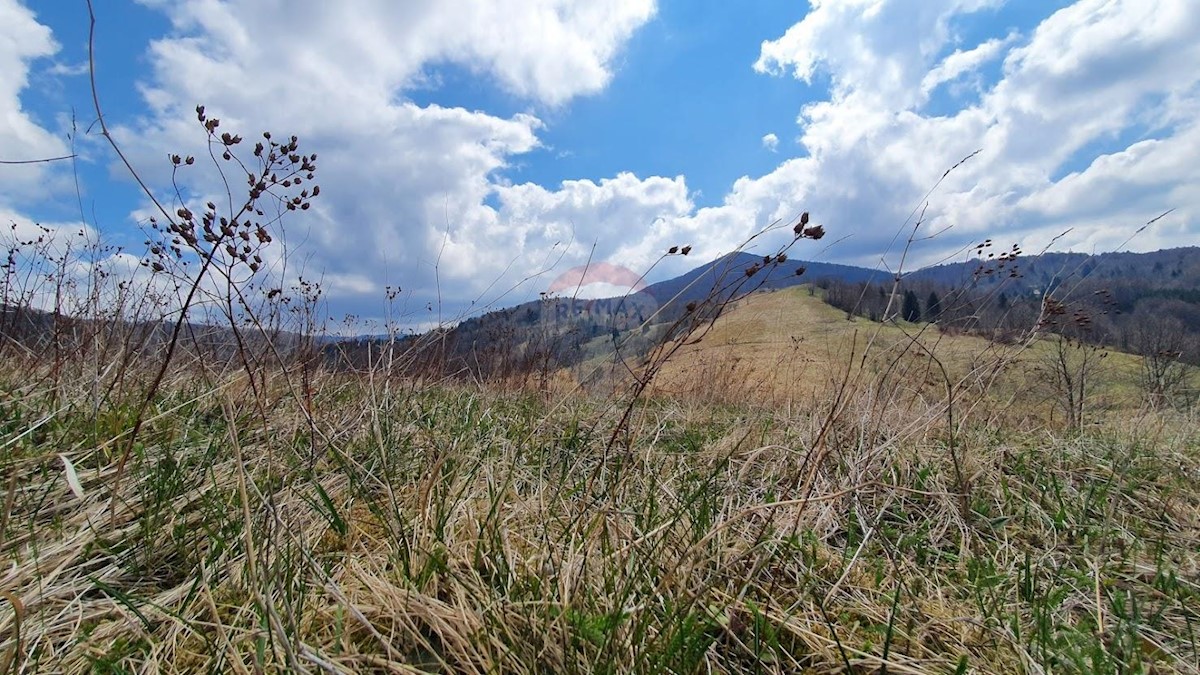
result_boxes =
[927,290,941,321]
[902,289,922,323]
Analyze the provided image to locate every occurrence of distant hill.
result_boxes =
[9,244,1200,385]
[908,246,1200,298]
[815,247,1200,366]
[336,252,885,379]
[647,284,1162,415]
[639,251,882,312]
[0,302,312,367]
[332,246,1200,379]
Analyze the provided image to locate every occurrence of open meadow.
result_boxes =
[3,286,1199,674]
[5,5,1200,672]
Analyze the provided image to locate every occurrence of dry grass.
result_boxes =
[654,286,1149,420]
[3,322,1200,674]
[13,56,1195,671]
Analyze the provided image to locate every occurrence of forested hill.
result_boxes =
[818,246,1200,365]
[908,246,1200,298]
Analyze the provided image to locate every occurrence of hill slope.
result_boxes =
[335,246,1200,385]
[649,286,1151,418]
[381,253,883,379]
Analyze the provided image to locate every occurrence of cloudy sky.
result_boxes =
[2,0,1198,327]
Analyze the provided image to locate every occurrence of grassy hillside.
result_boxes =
[5,285,1200,672]
[6,97,1196,673]
[650,286,1153,421]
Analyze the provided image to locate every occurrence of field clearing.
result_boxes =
[650,287,1148,422]
[3,314,1199,673]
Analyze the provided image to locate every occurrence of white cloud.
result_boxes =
[920,33,1015,98]
[138,0,656,107]
[1017,121,1200,226]
[103,0,660,324]
[0,208,94,252]
[0,0,70,200]
[16,0,1200,330]
[493,172,697,276]
[0,207,110,312]
[734,0,1200,269]
[755,0,1003,108]
[0,2,126,317]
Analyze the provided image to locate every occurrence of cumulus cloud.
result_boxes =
[16,0,1200,330]
[920,33,1015,98]
[755,0,1003,106]
[0,0,99,316]
[104,0,660,325]
[736,0,1200,269]
[510,0,1199,288]
[139,0,656,107]
[0,0,70,200]
[0,206,108,312]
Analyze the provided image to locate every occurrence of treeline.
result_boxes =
[816,272,1200,366]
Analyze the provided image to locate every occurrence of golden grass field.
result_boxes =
[651,287,1147,421]
[2,287,1199,674]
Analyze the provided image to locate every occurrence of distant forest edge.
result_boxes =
[5,246,1198,378]
[329,246,1200,380]
[822,246,1200,365]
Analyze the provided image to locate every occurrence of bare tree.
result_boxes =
[1130,303,1195,408]
[1037,327,1108,431]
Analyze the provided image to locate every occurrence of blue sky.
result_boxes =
[3,0,1198,329]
